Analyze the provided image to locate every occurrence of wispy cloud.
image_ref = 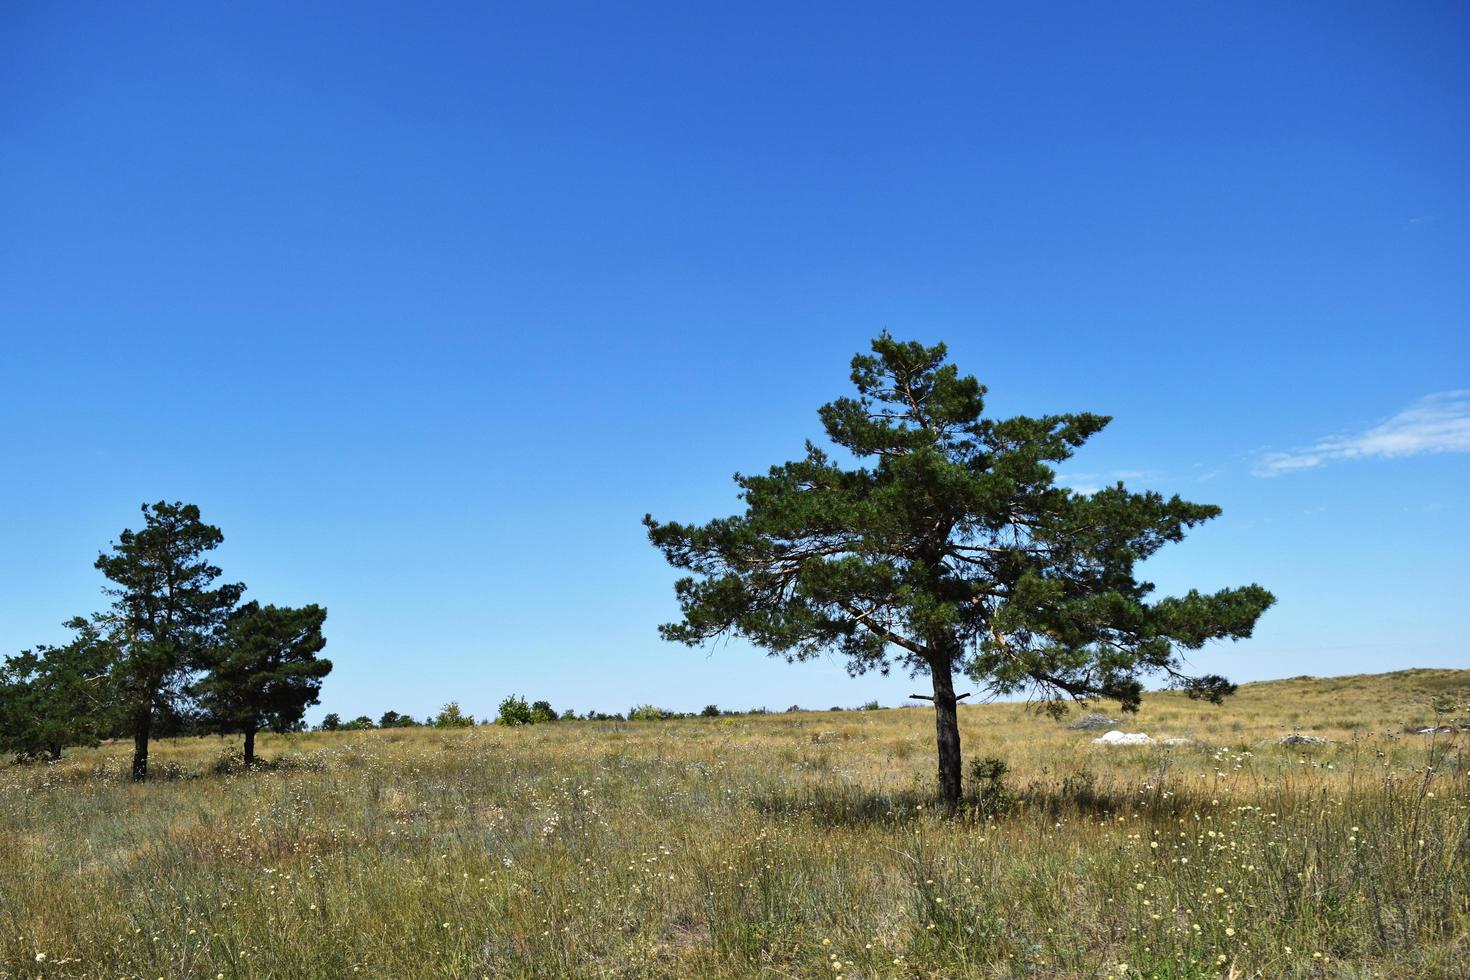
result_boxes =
[1055,469,1159,495]
[1255,390,1470,477]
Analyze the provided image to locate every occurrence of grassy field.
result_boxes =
[2,669,1467,979]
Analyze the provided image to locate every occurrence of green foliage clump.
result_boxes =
[433,702,476,728]
[495,695,563,725]
[0,621,113,763]
[495,695,532,726]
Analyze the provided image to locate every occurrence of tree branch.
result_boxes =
[837,601,926,656]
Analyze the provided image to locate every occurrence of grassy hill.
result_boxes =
[2,668,1467,978]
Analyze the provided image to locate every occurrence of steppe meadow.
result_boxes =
[5,6,1468,980]
[3,670,1466,979]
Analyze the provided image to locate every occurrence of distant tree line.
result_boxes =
[0,502,330,775]
[309,699,894,730]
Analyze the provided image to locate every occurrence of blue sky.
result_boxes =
[2,3,1466,722]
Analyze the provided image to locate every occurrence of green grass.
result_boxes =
[2,668,1468,978]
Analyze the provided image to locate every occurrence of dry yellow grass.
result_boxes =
[2,668,1467,978]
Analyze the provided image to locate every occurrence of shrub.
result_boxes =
[318,713,341,731]
[701,704,720,717]
[627,704,667,721]
[859,699,881,711]
[529,700,558,723]
[969,755,1010,810]
[434,701,476,728]
[341,715,376,731]
[495,696,532,726]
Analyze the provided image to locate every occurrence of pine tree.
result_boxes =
[646,335,1275,806]
[192,601,330,765]
[94,501,244,780]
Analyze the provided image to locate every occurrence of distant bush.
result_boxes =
[378,710,418,728]
[494,696,563,725]
[340,715,376,731]
[495,695,532,726]
[583,710,623,721]
[433,701,476,728]
[701,704,720,717]
[318,713,342,731]
[559,708,577,721]
[858,699,881,711]
[627,704,668,721]
[786,704,802,713]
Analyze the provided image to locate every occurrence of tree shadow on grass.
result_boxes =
[748,775,1199,829]
[750,785,938,828]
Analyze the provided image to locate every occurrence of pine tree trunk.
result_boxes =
[243,727,256,767]
[930,657,964,808]
[131,713,150,782]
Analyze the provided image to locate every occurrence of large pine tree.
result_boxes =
[95,501,244,780]
[646,335,1274,806]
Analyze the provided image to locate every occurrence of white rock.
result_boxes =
[1093,730,1152,746]
[1159,737,1194,747]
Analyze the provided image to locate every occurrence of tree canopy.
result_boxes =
[646,334,1275,805]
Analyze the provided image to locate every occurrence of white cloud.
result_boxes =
[1055,469,1159,495]
[1255,390,1470,477]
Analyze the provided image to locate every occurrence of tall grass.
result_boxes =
[2,669,1467,978]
